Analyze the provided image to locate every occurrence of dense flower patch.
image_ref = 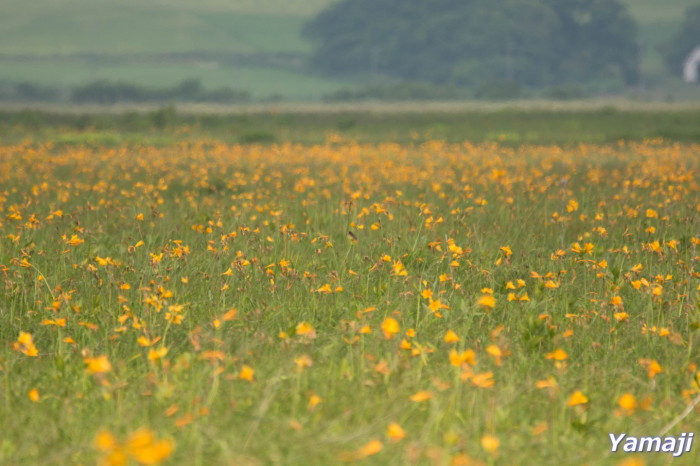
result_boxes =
[0,139,698,464]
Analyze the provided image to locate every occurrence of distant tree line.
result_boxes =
[663,4,700,77]
[0,79,252,104]
[304,0,640,89]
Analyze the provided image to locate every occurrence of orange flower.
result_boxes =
[148,347,168,362]
[357,439,383,458]
[545,349,568,361]
[239,365,255,381]
[486,345,503,366]
[96,428,174,465]
[638,358,663,379]
[470,372,495,388]
[449,349,476,367]
[13,331,39,357]
[391,260,408,276]
[308,394,322,410]
[28,388,40,402]
[63,234,84,246]
[481,434,500,454]
[85,355,112,374]
[567,390,589,406]
[617,393,637,415]
[444,330,460,343]
[477,295,496,309]
[409,390,433,402]
[295,322,316,339]
[381,318,400,339]
[386,422,406,442]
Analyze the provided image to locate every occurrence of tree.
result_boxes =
[303,0,639,88]
[664,4,700,79]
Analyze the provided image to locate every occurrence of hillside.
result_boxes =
[0,0,697,100]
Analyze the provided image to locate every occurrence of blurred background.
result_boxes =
[2,0,700,106]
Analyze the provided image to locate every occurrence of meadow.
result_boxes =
[1,109,699,465]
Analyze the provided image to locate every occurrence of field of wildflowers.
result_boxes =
[1,136,699,464]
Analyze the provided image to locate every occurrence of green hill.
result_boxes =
[0,0,697,100]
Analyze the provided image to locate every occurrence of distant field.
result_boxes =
[3,105,700,146]
[0,0,698,99]
[0,58,350,100]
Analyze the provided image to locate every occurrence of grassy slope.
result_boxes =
[0,0,697,98]
[0,0,343,99]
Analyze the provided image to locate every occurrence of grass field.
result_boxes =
[0,110,699,464]
[0,0,698,99]
[3,105,700,146]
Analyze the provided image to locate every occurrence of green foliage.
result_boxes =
[663,4,700,76]
[69,79,251,105]
[323,82,467,102]
[304,0,640,89]
[474,80,522,100]
[3,107,700,146]
[1,82,61,102]
[543,85,590,100]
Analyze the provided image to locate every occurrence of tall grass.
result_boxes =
[0,137,698,464]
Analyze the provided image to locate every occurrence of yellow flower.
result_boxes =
[618,393,637,415]
[481,434,500,454]
[449,349,476,367]
[535,376,558,390]
[428,298,448,312]
[486,345,503,366]
[545,349,568,361]
[477,295,496,309]
[381,318,400,339]
[567,390,589,406]
[294,354,313,371]
[148,347,168,362]
[85,355,112,374]
[63,234,84,246]
[570,242,594,254]
[638,358,663,379]
[616,457,646,466]
[357,439,383,458]
[308,394,322,410]
[96,428,174,466]
[13,331,39,357]
[386,422,406,442]
[295,322,316,339]
[126,428,175,465]
[444,330,460,343]
[239,365,255,381]
[391,260,408,276]
[316,283,332,293]
[28,388,40,402]
[409,390,433,402]
[469,372,495,388]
